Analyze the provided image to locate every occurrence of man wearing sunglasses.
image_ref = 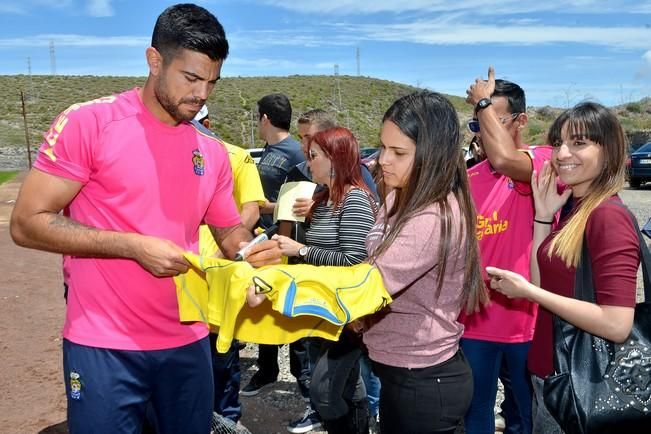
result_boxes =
[459,67,552,434]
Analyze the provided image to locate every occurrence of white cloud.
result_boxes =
[0,3,25,13]
[225,57,340,72]
[644,50,651,66]
[254,0,650,15]
[231,18,651,51]
[87,0,114,17]
[229,31,354,49]
[226,57,302,69]
[0,0,110,17]
[351,20,651,50]
[0,34,149,48]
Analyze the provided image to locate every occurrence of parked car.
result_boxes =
[246,147,264,164]
[628,142,651,189]
[359,147,378,159]
[361,149,380,172]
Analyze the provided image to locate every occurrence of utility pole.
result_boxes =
[49,40,56,76]
[250,108,256,148]
[20,90,33,168]
[26,57,33,101]
[333,64,342,110]
[356,47,360,76]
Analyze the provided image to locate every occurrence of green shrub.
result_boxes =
[0,171,18,184]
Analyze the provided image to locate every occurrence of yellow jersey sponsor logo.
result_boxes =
[476,211,509,241]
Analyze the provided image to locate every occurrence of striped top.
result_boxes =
[303,188,376,266]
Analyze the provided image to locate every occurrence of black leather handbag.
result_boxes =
[543,210,651,434]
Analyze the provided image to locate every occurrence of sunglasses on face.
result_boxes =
[467,113,520,133]
[308,149,319,161]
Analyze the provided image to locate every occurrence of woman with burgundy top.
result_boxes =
[362,91,488,433]
[485,102,640,433]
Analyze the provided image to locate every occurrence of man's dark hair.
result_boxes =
[493,79,526,114]
[258,93,292,131]
[152,3,229,63]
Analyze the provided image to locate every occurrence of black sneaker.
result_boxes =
[287,408,322,433]
[240,373,276,396]
[297,379,310,403]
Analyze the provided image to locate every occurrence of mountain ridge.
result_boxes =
[1,74,649,152]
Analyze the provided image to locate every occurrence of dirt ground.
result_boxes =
[0,172,318,434]
[1,172,649,434]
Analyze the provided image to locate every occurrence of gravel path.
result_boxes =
[0,172,649,434]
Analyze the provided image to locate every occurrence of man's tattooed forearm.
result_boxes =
[47,214,93,230]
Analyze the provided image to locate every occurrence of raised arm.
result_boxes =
[466,66,534,182]
[529,161,572,285]
[10,169,189,276]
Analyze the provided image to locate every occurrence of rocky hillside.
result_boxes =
[1,75,650,170]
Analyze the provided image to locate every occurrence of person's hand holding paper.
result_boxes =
[292,197,314,218]
[272,181,317,223]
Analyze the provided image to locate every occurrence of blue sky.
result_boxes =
[1,0,650,107]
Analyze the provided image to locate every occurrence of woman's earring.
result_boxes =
[330,168,336,177]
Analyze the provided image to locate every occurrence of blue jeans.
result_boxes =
[460,339,532,434]
[359,353,380,417]
[499,359,522,434]
[64,337,213,434]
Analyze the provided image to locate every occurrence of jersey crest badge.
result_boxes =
[69,371,82,400]
[192,149,205,176]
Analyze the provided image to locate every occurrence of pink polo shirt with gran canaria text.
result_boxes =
[459,146,552,343]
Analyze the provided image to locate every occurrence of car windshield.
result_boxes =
[635,143,651,153]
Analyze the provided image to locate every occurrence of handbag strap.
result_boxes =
[574,202,651,305]
[619,205,651,304]
[574,236,596,303]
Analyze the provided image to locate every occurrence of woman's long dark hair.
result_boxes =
[371,91,487,313]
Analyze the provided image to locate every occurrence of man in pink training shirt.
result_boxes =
[459,67,552,434]
[9,4,280,434]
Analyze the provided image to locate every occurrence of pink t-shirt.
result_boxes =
[363,191,468,368]
[34,88,241,350]
[459,146,552,343]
